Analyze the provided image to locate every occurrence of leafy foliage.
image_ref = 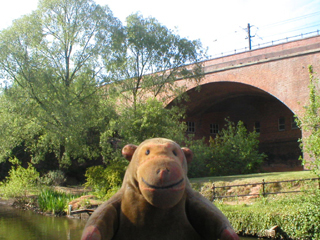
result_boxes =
[0,0,122,167]
[107,98,187,145]
[40,170,66,186]
[0,158,40,198]
[298,65,320,176]
[208,119,266,176]
[84,161,127,199]
[0,1,207,174]
[183,136,212,178]
[112,13,207,108]
[106,13,207,157]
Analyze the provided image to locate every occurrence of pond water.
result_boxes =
[0,203,86,240]
[0,203,255,240]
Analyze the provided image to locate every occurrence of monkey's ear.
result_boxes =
[122,144,137,161]
[181,147,193,164]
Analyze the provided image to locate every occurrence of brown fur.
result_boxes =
[82,138,239,240]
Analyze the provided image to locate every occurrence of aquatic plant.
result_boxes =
[37,189,78,215]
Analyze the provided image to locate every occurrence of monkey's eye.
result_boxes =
[172,150,177,156]
[145,149,150,155]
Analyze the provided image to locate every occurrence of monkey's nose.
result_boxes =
[157,168,170,181]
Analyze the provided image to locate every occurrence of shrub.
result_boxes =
[0,157,40,198]
[41,170,66,186]
[84,161,127,199]
[207,119,266,176]
[183,135,212,178]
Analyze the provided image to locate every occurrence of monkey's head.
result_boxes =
[122,138,192,209]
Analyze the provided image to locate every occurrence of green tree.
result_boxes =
[112,13,207,109]
[298,65,320,176]
[104,13,207,148]
[103,98,186,145]
[207,119,266,176]
[0,0,122,167]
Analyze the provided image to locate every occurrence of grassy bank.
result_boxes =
[190,171,320,239]
[219,192,320,239]
[1,169,319,238]
[190,171,317,200]
[190,170,315,186]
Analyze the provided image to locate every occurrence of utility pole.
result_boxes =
[247,23,252,50]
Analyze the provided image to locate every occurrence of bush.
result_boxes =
[207,119,266,176]
[41,170,66,186]
[84,161,127,199]
[0,157,40,198]
[183,135,212,178]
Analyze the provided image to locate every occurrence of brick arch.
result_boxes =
[172,35,320,119]
[169,81,303,172]
[165,36,320,171]
[178,81,293,116]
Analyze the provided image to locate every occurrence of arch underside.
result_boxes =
[169,82,303,172]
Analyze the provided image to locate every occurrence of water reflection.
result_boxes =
[0,203,254,239]
[0,203,86,240]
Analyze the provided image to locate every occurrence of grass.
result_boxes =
[190,171,320,239]
[190,170,316,184]
[217,190,320,239]
[190,171,318,203]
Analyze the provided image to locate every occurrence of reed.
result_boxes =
[37,188,78,215]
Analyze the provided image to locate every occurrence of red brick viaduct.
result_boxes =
[168,35,320,172]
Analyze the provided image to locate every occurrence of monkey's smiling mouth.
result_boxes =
[141,178,184,190]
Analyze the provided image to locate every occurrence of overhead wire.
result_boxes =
[260,11,320,29]
[214,11,320,42]
[253,11,320,40]
[211,10,320,55]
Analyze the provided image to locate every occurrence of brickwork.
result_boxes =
[168,35,320,172]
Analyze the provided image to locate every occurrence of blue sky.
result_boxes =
[0,0,320,57]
